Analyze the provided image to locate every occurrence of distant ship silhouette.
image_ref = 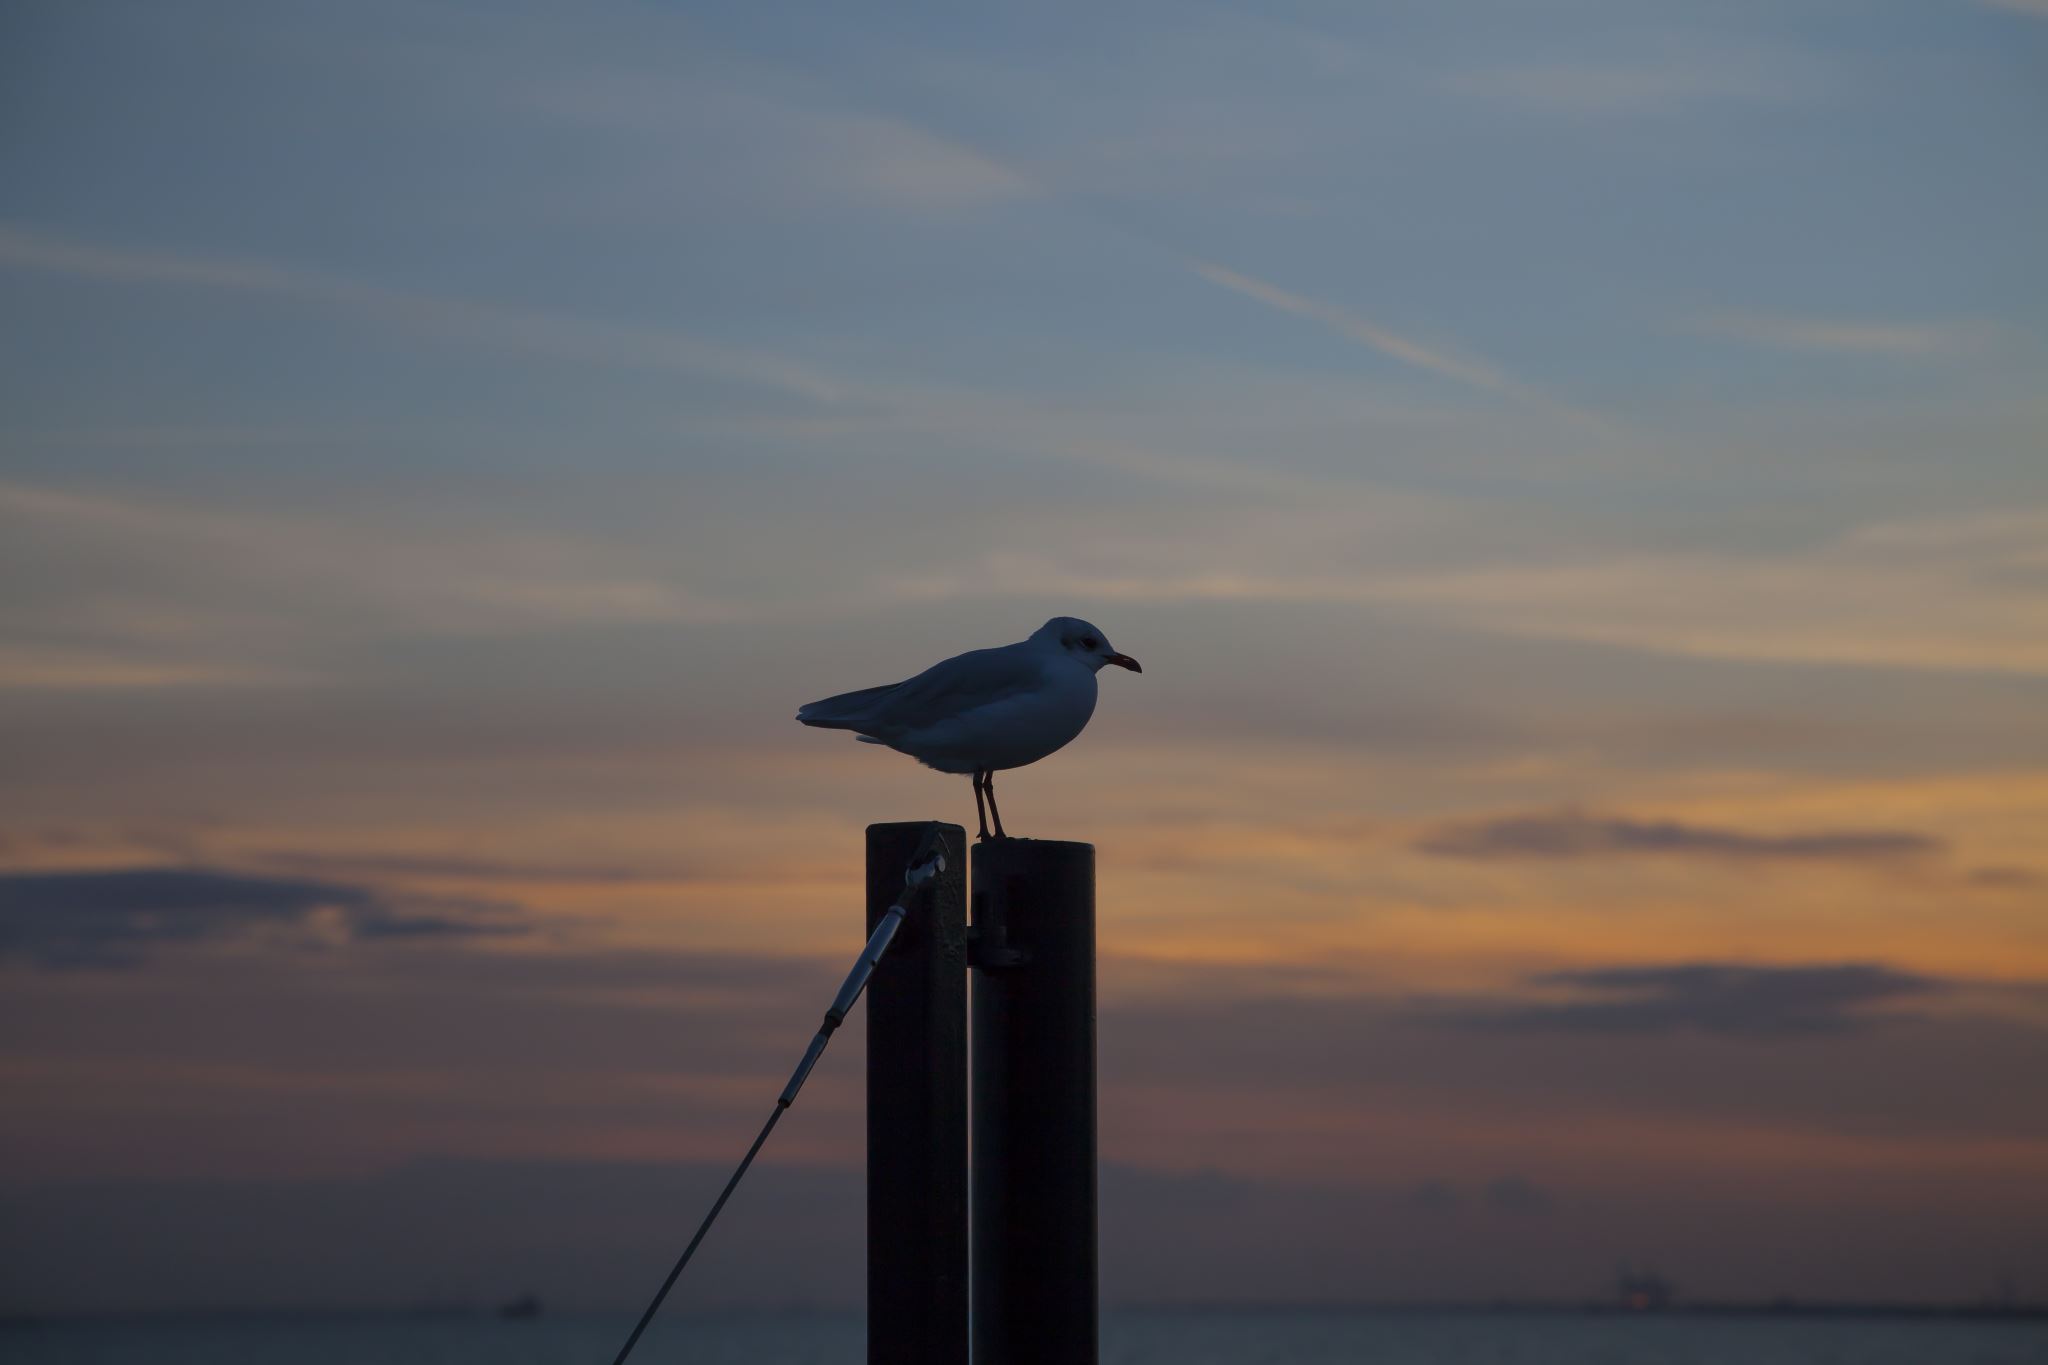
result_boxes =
[498,1291,543,1320]
[1617,1265,1674,1311]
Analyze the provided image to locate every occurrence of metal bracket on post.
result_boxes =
[964,923,1027,971]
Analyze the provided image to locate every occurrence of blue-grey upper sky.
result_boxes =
[4,0,2045,684]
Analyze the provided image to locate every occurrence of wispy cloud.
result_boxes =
[253,849,693,887]
[1444,962,1943,1038]
[857,498,2048,677]
[0,480,740,632]
[0,867,522,969]
[362,0,1036,219]
[1980,0,2048,18]
[0,223,854,402]
[1184,258,1528,398]
[1969,866,2040,889]
[815,110,1033,206]
[0,644,308,692]
[1446,50,1830,116]
[517,72,1034,214]
[1360,506,2048,676]
[0,480,744,690]
[1417,810,1942,863]
[1691,310,1994,357]
[1178,257,1626,442]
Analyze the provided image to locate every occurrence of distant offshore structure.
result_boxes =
[1616,1265,1675,1311]
[497,1291,542,1320]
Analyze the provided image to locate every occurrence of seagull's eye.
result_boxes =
[1080,636,1098,650]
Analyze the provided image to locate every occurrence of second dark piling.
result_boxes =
[970,837,1098,1365]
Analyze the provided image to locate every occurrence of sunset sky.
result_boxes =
[3,0,2046,1315]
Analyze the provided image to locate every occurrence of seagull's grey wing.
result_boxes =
[821,643,1041,740]
[796,680,907,730]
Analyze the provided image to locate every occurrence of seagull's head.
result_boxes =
[1038,617,1141,674]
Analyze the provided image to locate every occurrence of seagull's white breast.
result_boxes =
[891,655,1098,775]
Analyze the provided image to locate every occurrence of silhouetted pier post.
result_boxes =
[865,822,969,1365]
[970,837,1098,1365]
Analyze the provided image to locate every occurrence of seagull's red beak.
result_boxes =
[1106,653,1142,673]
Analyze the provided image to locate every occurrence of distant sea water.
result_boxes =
[5,1309,2046,1365]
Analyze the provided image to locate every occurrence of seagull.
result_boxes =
[797,617,1141,842]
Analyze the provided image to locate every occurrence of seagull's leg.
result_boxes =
[972,770,992,843]
[984,771,1009,840]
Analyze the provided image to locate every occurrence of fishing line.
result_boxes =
[608,824,949,1365]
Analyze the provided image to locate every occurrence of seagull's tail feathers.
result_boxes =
[795,681,901,733]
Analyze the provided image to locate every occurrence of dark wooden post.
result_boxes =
[970,837,1098,1365]
[865,822,969,1365]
